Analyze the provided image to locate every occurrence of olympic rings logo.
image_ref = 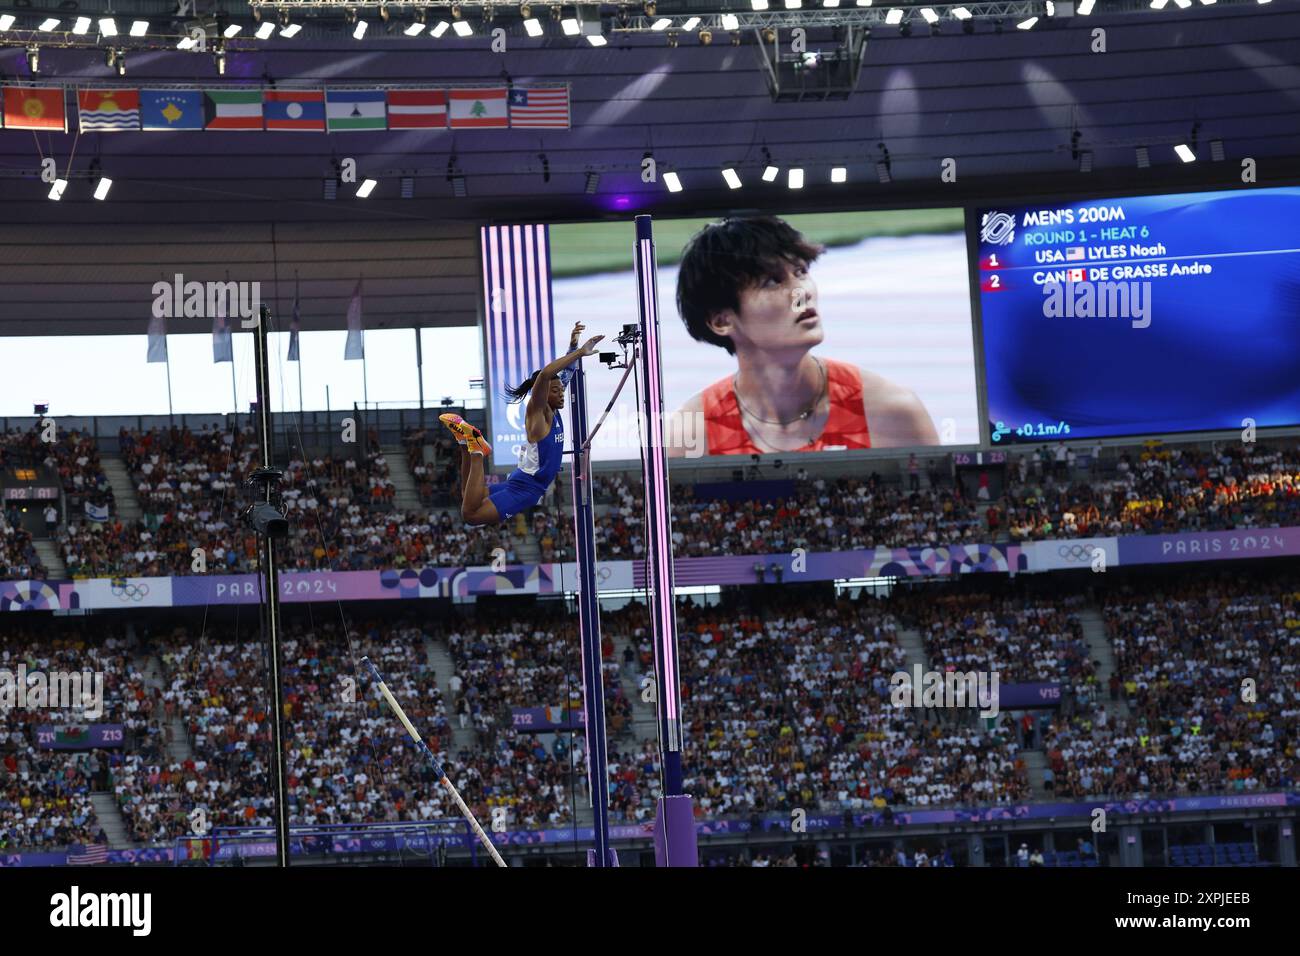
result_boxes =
[111,580,150,602]
[1057,545,1094,562]
[597,566,612,583]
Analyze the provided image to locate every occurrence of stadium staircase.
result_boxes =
[510,516,540,562]
[140,653,194,764]
[1020,750,1052,800]
[381,444,423,511]
[1078,606,1129,720]
[101,456,143,521]
[609,632,659,744]
[424,636,477,751]
[33,539,66,577]
[896,627,929,673]
[89,793,134,850]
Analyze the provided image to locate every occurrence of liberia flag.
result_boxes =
[264,90,325,131]
[77,89,140,132]
[386,90,445,129]
[448,89,507,129]
[508,87,569,129]
[3,87,67,132]
[204,89,263,130]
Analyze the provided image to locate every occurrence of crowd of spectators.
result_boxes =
[55,426,517,577]
[6,561,1298,851]
[1044,575,1300,799]
[48,430,116,518]
[20,425,1300,586]
[403,426,460,507]
[570,438,1300,559]
[906,592,1096,701]
[0,623,151,851]
[1,503,44,579]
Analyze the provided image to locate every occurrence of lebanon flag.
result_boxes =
[386,90,446,129]
[3,87,68,132]
[264,90,325,131]
[447,89,507,129]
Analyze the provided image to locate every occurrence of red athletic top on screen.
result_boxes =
[700,356,872,455]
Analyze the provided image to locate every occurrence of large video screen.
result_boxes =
[977,186,1300,443]
[516,209,980,463]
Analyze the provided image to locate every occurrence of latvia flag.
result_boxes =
[3,87,68,132]
[386,90,446,129]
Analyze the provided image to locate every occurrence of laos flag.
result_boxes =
[264,90,326,131]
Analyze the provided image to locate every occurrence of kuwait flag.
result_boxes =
[3,87,68,132]
[385,90,445,130]
[448,89,507,129]
[264,90,325,131]
[326,90,387,131]
[204,90,263,130]
[77,89,140,132]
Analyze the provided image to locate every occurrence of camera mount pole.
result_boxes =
[250,305,292,867]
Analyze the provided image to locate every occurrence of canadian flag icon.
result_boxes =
[1068,268,1085,283]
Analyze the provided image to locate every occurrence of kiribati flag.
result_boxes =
[264,90,325,131]
[77,89,140,131]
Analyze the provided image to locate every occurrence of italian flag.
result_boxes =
[448,89,508,129]
[205,90,263,130]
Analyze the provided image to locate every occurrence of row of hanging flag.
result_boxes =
[0,85,570,133]
[146,281,366,364]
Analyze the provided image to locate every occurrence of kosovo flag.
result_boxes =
[141,90,205,130]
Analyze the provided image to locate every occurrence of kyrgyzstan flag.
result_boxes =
[386,90,446,130]
[3,87,68,132]
[264,90,326,131]
[447,89,507,129]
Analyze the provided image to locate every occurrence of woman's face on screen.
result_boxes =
[713,259,823,354]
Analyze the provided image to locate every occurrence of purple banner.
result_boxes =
[3,791,1295,866]
[512,706,586,731]
[33,724,126,750]
[2,525,1299,614]
[1117,528,1300,565]
[997,682,1063,709]
[650,544,1028,589]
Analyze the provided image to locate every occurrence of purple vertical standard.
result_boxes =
[633,215,684,763]
[567,362,614,866]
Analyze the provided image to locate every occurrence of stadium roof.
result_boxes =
[0,0,1297,336]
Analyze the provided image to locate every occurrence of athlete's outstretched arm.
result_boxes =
[526,327,605,418]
